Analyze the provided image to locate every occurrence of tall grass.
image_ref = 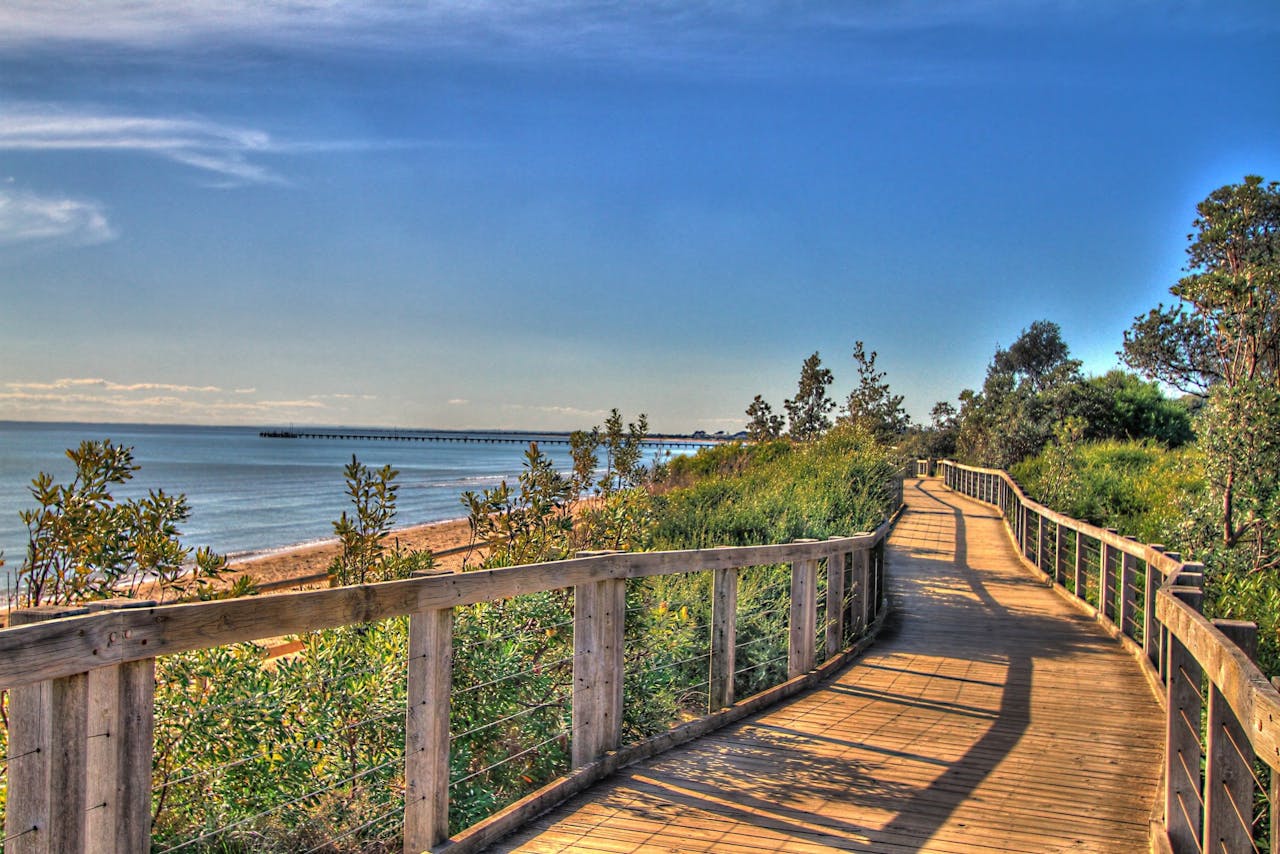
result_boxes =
[654,423,900,549]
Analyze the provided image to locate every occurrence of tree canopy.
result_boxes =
[844,341,909,439]
[784,352,836,441]
[1123,175,1280,568]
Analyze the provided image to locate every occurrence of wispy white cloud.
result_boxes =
[0,1,1268,59]
[308,392,377,401]
[448,398,469,406]
[7,378,221,393]
[0,106,407,186]
[0,108,287,185]
[0,377,336,424]
[502,403,609,419]
[0,188,115,245]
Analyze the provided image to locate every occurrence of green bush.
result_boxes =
[4,427,902,848]
[654,423,900,549]
[1010,438,1202,546]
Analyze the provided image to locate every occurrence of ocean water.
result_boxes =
[0,421,682,585]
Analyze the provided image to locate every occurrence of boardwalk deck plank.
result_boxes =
[487,478,1162,853]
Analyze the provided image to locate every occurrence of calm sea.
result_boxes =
[0,421,681,585]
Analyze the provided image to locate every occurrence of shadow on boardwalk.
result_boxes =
[492,478,1162,853]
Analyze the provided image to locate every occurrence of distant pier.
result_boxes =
[258,429,725,450]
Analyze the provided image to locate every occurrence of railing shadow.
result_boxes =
[492,479,1106,852]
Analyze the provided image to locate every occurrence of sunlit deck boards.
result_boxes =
[489,477,1163,853]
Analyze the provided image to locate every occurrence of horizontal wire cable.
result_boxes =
[303,800,403,854]
[450,730,569,788]
[451,701,568,741]
[155,752,410,853]
[453,656,574,697]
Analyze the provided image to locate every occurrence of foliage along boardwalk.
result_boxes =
[489,477,1163,853]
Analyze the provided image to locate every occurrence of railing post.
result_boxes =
[1144,546,1165,667]
[405,605,453,852]
[825,542,846,660]
[1120,548,1138,638]
[1272,676,1280,854]
[1160,553,1183,685]
[83,599,156,854]
[1024,508,1033,562]
[5,605,92,854]
[1035,514,1046,573]
[572,579,625,767]
[788,551,818,678]
[1074,531,1087,600]
[1165,579,1204,854]
[854,537,872,635]
[1100,532,1117,623]
[872,538,885,622]
[1052,522,1064,585]
[1204,620,1258,854]
[709,567,738,712]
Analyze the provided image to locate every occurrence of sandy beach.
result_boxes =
[222,516,481,593]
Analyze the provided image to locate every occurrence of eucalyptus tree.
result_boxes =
[1123,175,1280,568]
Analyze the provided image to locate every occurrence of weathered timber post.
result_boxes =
[1019,506,1030,559]
[1272,676,1280,854]
[1204,620,1258,854]
[853,536,873,635]
[405,605,453,852]
[1165,576,1204,853]
[83,599,156,854]
[1100,532,1118,623]
[825,542,846,660]
[709,566,738,711]
[1051,522,1063,585]
[572,578,625,767]
[1159,553,1183,685]
[1144,546,1165,667]
[867,542,880,626]
[1120,548,1138,638]
[1074,531,1087,601]
[788,547,818,678]
[1035,514,1046,574]
[6,606,92,854]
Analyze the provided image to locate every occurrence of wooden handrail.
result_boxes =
[0,534,885,691]
[930,458,1280,854]
[0,484,904,854]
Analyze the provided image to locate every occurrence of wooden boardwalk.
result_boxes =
[491,477,1163,853]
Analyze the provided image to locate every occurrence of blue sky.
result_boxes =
[1,1,1278,433]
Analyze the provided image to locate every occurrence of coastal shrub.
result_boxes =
[327,456,435,586]
[3,424,902,848]
[12,439,232,606]
[1010,436,1202,546]
[150,623,409,851]
[653,422,900,549]
[1009,436,1280,676]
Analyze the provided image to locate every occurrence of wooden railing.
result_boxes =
[0,504,900,853]
[933,459,1280,854]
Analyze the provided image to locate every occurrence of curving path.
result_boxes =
[490,477,1163,853]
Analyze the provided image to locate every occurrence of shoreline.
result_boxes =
[0,517,480,628]
[220,516,480,592]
